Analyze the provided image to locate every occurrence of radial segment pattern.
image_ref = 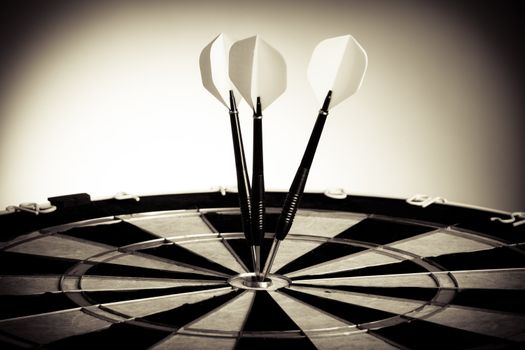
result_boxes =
[1,198,524,349]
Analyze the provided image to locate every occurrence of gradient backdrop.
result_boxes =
[1,0,523,212]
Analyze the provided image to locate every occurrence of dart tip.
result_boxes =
[254,245,261,278]
[261,239,281,279]
[250,245,257,273]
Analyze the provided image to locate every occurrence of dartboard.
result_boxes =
[1,191,524,349]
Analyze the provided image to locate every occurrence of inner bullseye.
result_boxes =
[242,276,272,289]
[228,272,291,291]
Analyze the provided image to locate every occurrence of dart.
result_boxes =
[262,34,368,278]
[229,35,287,279]
[199,33,255,271]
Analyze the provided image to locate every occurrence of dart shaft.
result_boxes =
[228,114,252,239]
[228,93,252,240]
[262,91,332,278]
[275,91,331,241]
[252,118,264,246]
[252,98,265,277]
[228,91,256,272]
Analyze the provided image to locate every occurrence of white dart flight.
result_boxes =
[307,34,368,108]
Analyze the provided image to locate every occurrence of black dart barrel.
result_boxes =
[262,91,331,278]
[228,91,253,248]
[251,97,265,277]
[275,91,331,241]
[262,34,368,278]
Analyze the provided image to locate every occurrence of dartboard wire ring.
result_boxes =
[29,217,467,339]
[278,236,459,329]
[0,216,123,253]
[60,248,231,293]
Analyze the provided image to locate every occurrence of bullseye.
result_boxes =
[228,273,291,291]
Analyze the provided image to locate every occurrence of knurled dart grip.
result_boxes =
[275,168,309,240]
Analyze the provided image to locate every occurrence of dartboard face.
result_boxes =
[0,192,524,349]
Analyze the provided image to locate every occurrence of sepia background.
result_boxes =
[0,0,523,212]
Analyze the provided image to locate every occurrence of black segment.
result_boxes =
[225,239,253,271]
[235,337,317,350]
[242,291,302,332]
[0,293,79,320]
[292,284,438,302]
[283,288,396,324]
[452,289,525,314]
[276,243,366,275]
[86,262,224,280]
[0,251,77,275]
[336,217,435,245]
[45,322,171,349]
[371,319,513,349]
[277,218,435,275]
[83,284,227,304]
[291,260,428,280]
[428,246,525,271]
[60,221,158,247]
[227,238,272,271]
[203,212,279,234]
[457,219,525,244]
[203,212,244,233]
[142,289,242,327]
[140,243,237,275]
